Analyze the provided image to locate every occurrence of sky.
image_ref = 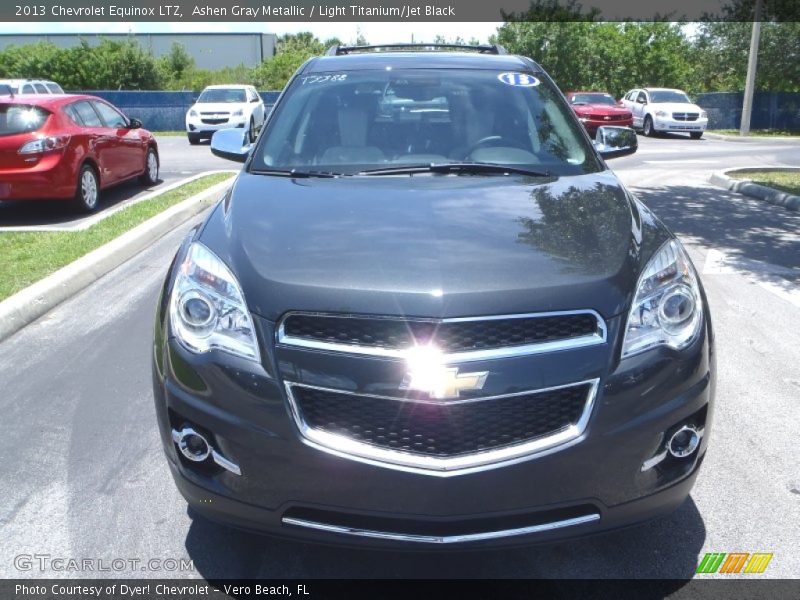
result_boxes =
[0,22,503,45]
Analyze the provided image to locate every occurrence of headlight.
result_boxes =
[232,109,244,117]
[700,111,708,119]
[621,239,703,358]
[170,242,260,361]
[188,109,197,117]
[655,110,669,117]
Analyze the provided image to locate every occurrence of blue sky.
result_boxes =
[0,22,502,44]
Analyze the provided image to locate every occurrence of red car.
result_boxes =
[565,91,633,136]
[0,93,159,212]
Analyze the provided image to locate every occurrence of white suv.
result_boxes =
[185,85,266,145]
[622,88,708,139]
[0,79,65,94]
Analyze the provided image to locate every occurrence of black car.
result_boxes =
[152,44,714,547]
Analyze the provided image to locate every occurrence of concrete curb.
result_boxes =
[0,174,236,343]
[709,167,800,212]
[705,132,800,143]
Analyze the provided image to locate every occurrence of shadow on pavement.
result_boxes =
[0,177,164,230]
[183,496,704,581]
[632,183,800,282]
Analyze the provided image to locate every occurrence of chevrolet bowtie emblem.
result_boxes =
[400,367,489,399]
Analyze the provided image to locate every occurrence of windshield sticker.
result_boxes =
[300,74,348,85]
[497,72,540,87]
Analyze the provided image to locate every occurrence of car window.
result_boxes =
[649,90,692,103]
[254,68,599,177]
[72,101,103,127]
[63,103,84,125]
[46,83,64,94]
[92,101,128,128]
[197,88,247,103]
[0,104,50,136]
[636,92,647,104]
[22,84,34,94]
[33,83,48,94]
[570,93,616,106]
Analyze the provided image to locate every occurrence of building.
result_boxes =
[0,33,277,70]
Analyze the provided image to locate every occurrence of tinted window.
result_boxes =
[33,83,48,94]
[197,88,247,103]
[46,83,64,94]
[649,90,691,103]
[22,84,34,94]
[0,104,50,136]
[93,101,128,128]
[73,101,103,127]
[63,103,83,125]
[254,69,598,176]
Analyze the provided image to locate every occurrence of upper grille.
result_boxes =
[279,312,602,357]
[672,112,699,121]
[288,382,593,459]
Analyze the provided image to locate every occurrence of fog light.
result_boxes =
[668,426,701,458]
[176,428,211,462]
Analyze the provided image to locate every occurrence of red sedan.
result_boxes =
[0,93,159,212]
[565,91,633,136]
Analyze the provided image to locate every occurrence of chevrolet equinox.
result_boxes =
[152,45,715,547]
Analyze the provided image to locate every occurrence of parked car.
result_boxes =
[153,44,714,548]
[565,91,633,135]
[0,93,159,212]
[0,78,65,95]
[185,85,266,145]
[621,88,708,139]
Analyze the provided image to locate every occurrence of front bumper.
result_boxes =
[186,116,246,136]
[153,303,715,548]
[652,117,708,133]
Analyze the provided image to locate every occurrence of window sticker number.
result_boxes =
[497,72,540,87]
[300,74,348,85]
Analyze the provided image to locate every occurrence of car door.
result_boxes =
[632,91,648,128]
[71,100,124,185]
[92,100,142,180]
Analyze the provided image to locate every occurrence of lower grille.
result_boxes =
[201,118,228,125]
[286,380,598,474]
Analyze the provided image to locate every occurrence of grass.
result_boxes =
[729,170,800,196]
[153,131,189,137]
[709,129,800,138]
[0,173,233,302]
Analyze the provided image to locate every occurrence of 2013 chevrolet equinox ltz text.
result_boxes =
[152,45,715,547]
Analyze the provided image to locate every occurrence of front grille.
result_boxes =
[201,118,228,125]
[289,382,592,458]
[672,112,699,121]
[280,312,601,356]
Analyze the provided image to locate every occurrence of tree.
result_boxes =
[157,43,195,88]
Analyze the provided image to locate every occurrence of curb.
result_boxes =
[0,174,236,343]
[709,167,800,212]
[705,132,800,143]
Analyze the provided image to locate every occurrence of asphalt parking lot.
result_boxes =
[0,133,798,581]
[0,136,231,231]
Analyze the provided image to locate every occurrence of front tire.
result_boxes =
[188,133,200,145]
[73,164,99,213]
[139,147,159,185]
[643,116,656,137]
[248,118,256,144]
[690,132,703,140]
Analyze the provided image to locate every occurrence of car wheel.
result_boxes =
[139,147,159,185]
[73,164,99,213]
[248,118,256,144]
[643,116,656,137]
[188,134,200,145]
[690,132,703,140]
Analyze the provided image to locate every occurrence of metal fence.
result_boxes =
[80,90,282,132]
[696,91,800,131]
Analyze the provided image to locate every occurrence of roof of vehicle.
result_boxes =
[565,91,615,96]
[303,51,539,74]
[642,87,687,93]
[0,93,97,107]
[202,84,253,89]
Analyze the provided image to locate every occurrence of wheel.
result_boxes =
[139,147,159,185]
[643,116,656,137]
[690,132,703,140]
[73,164,99,213]
[188,133,200,145]
[248,118,256,144]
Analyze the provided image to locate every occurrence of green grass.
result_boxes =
[0,173,232,302]
[709,129,800,138]
[730,170,800,196]
[153,131,189,137]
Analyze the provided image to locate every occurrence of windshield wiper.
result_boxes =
[249,168,339,178]
[359,163,551,178]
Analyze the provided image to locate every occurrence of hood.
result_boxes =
[191,102,244,114]
[573,104,630,116]
[650,102,703,113]
[199,171,668,322]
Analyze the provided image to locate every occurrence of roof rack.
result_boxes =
[325,43,507,56]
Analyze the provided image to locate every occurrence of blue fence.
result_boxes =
[81,90,282,132]
[696,91,800,131]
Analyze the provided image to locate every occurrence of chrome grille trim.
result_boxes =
[282,513,601,544]
[276,310,607,363]
[284,379,600,477]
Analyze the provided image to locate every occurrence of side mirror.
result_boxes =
[210,128,251,163]
[128,117,143,129]
[594,126,637,159]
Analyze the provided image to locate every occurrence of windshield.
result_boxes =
[0,104,49,136]
[252,69,600,176]
[569,93,616,106]
[197,88,247,103]
[649,90,691,104]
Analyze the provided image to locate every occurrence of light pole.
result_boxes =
[740,0,763,136]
